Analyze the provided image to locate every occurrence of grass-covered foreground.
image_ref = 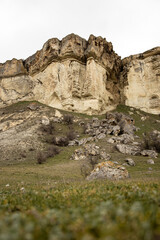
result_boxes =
[0,180,160,240]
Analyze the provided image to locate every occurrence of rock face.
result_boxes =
[121,47,160,114]
[0,34,159,115]
[0,34,121,115]
[0,102,47,162]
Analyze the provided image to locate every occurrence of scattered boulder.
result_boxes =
[84,144,100,156]
[87,161,129,180]
[129,111,133,115]
[107,138,115,144]
[119,119,135,135]
[106,112,135,135]
[84,112,136,139]
[71,144,111,162]
[116,144,141,155]
[53,136,69,146]
[68,136,95,146]
[147,159,155,164]
[78,137,94,146]
[125,158,135,166]
[141,116,147,121]
[70,148,86,161]
[68,139,79,146]
[96,133,106,139]
[55,110,63,118]
[41,116,50,126]
[111,125,120,136]
[140,150,158,158]
[107,134,134,144]
[99,151,111,161]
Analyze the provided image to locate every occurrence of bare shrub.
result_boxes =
[45,135,69,146]
[45,135,56,144]
[46,146,60,158]
[66,129,76,140]
[63,114,73,125]
[82,123,88,134]
[81,162,92,178]
[37,146,60,164]
[115,113,123,123]
[142,131,160,153]
[37,152,47,164]
[80,155,99,178]
[40,121,55,135]
[56,137,69,146]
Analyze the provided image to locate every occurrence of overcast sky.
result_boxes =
[0,0,160,63]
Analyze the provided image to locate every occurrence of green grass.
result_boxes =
[0,181,160,240]
[0,149,160,240]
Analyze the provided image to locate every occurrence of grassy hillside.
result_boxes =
[0,102,160,239]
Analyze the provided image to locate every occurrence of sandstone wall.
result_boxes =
[121,47,160,114]
[0,34,121,114]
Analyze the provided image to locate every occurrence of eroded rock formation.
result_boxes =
[0,34,121,114]
[0,34,159,115]
[120,47,160,114]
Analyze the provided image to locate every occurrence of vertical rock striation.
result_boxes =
[0,34,159,115]
[0,34,121,114]
[120,47,160,114]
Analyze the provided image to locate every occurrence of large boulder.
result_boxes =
[140,150,158,158]
[147,159,155,164]
[107,134,134,144]
[87,161,129,180]
[124,158,136,166]
[116,144,141,155]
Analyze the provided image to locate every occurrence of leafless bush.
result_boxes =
[56,137,69,146]
[115,113,123,123]
[40,121,55,135]
[141,131,160,153]
[81,162,92,178]
[80,155,99,178]
[46,146,60,158]
[37,152,47,164]
[37,146,60,164]
[66,129,76,140]
[63,114,73,125]
[82,123,88,134]
[45,135,56,144]
[45,134,70,146]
